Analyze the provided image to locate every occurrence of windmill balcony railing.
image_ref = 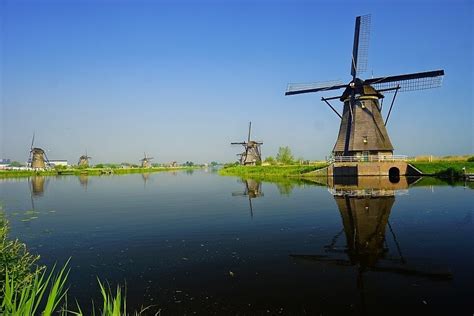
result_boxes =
[328,155,408,163]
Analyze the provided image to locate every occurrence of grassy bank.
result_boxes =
[0,166,197,178]
[409,161,474,176]
[218,164,328,178]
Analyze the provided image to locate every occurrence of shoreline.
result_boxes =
[0,166,200,178]
[218,161,474,179]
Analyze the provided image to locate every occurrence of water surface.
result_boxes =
[0,171,472,315]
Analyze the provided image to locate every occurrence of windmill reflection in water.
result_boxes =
[291,177,452,310]
[232,179,263,218]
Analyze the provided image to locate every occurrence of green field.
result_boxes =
[218,164,328,178]
[409,161,474,176]
[0,166,197,178]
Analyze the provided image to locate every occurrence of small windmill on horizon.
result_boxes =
[140,152,154,168]
[78,150,92,167]
[231,122,263,166]
[28,133,51,169]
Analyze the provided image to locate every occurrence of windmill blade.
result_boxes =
[43,151,52,167]
[351,14,371,77]
[285,80,346,96]
[247,122,252,143]
[30,133,35,150]
[231,142,247,145]
[364,70,444,93]
[232,192,247,196]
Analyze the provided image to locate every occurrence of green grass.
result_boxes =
[0,166,198,178]
[409,161,474,176]
[218,164,328,178]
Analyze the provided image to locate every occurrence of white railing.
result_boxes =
[328,155,408,163]
[328,188,409,197]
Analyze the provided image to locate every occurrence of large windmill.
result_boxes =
[78,150,91,167]
[140,152,154,168]
[28,133,50,169]
[285,15,444,177]
[231,122,263,166]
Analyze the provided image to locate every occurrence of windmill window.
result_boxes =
[363,136,368,144]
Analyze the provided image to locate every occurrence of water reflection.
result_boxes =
[141,173,150,188]
[30,176,47,197]
[293,176,452,284]
[288,176,453,313]
[78,174,89,190]
[232,179,263,217]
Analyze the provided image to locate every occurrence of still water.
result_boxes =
[0,170,473,315]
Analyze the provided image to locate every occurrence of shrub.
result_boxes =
[467,156,474,162]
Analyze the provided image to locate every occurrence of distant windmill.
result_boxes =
[140,152,154,168]
[78,150,92,167]
[231,122,263,166]
[28,133,50,169]
[285,14,444,176]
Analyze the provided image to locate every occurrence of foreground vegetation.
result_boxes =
[0,212,157,315]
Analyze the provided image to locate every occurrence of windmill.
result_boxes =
[28,133,50,169]
[140,152,154,168]
[285,15,444,176]
[78,150,91,167]
[231,122,263,166]
[232,178,264,218]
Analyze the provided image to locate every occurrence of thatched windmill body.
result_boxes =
[28,134,50,169]
[140,152,154,168]
[231,122,263,166]
[285,15,444,176]
[78,151,92,167]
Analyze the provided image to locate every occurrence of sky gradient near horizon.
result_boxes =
[1,0,473,164]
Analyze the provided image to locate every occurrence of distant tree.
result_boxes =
[468,156,474,162]
[94,164,104,168]
[276,146,294,164]
[210,161,219,166]
[8,161,24,167]
[184,161,194,167]
[264,156,276,165]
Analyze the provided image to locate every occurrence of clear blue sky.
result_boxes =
[1,0,472,164]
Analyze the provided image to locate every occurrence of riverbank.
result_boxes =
[0,166,198,178]
[409,161,474,177]
[218,164,328,178]
[218,160,474,180]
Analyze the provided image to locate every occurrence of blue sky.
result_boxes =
[1,0,472,164]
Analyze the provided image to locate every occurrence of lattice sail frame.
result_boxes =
[369,75,443,93]
[286,80,344,94]
[354,14,371,74]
